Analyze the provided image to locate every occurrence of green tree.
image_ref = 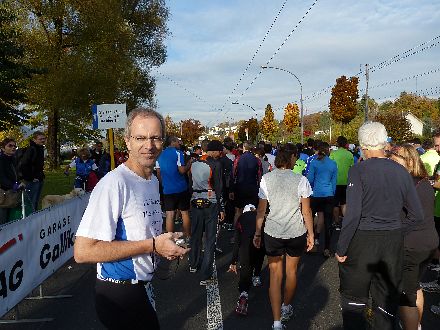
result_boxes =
[376,112,412,143]
[260,104,278,141]
[0,1,32,129]
[18,0,169,168]
[329,75,359,124]
[180,119,204,145]
[165,115,179,137]
[238,118,258,142]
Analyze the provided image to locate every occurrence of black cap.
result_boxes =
[207,140,223,151]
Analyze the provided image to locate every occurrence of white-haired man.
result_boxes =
[74,108,188,329]
[336,121,423,330]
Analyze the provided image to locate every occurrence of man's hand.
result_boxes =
[227,264,237,274]
[229,192,234,200]
[154,232,189,260]
[306,233,314,252]
[253,235,261,248]
[219,211,225,222]
[335,253,347,263]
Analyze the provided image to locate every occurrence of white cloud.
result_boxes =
[155,0,440,125]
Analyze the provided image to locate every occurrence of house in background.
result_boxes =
[405,112,424,136]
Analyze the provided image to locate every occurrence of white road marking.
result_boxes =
[206,256,223,329]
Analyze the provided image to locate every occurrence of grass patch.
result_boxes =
[41,169,75,198]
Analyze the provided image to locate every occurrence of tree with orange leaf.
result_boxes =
[330,75,359,124]
[283,103,300,133]
[260,104,278,140]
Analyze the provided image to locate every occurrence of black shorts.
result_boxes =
[311,196,335,214]
[400,249,434,307]
[163,190,190,211]
[334,185,347,206]
[95,279,159,329]
[264,232,307,257]
[235,187,258,209]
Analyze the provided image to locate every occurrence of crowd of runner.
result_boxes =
[141,121,438,329]
[15,108,428,329]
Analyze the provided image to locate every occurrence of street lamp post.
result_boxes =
[261,66,304,144]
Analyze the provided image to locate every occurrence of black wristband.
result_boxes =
[254,234,261,237]
[152,237,156,253]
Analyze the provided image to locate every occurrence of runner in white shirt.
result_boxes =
[74,108,188,330]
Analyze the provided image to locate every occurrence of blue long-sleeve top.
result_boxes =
[307,156,337,197]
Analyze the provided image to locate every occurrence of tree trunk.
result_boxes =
[47,107,59,169]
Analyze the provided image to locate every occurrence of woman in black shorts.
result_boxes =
[253,149,314,330]
[390,144,439,329]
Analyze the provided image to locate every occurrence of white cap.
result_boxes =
[348,144,355,151]
[243,204,256,213]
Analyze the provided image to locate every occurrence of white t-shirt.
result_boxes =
[76,164,163,281]
[265,153,276,169]
[258,169,313,239]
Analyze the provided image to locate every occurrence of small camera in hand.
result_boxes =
[175,237,190,249]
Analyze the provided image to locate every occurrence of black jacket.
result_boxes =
[18,140,45,182]
[0,153,18,190]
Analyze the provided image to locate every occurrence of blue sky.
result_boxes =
[153,0,440,126]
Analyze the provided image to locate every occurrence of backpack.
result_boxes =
[15,146,36,179]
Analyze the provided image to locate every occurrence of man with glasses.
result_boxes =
[17,131,46,211]
[74,108,188,329]
[156,135,192,237]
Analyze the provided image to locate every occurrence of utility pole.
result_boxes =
[364,64,369,122]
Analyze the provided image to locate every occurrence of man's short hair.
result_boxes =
[336,136,348,148]
[263,143,272,154]
[243,140,254,150]
[124,107,166,140]
[201,139,210,152]
[166,135,179,147]
[32,131,45,139]
[358,121,388,150]
[433,129,440,139]
[423,139,434,150]
[223,140,234,151]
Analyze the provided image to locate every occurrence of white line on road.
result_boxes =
[206,260,223,330]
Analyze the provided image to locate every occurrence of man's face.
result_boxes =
[124,116,163,169]
[33,134,46,146]
[96,143,103,152]
[434,136,440,154]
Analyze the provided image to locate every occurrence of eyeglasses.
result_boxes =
[130,136,164,145]
[6,144,17,148]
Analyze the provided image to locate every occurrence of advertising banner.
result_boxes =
[0,194,89,317]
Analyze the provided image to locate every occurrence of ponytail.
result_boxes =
[316,142,330,161]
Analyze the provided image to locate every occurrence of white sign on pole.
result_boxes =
[92,104,127,129]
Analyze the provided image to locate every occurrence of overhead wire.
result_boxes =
[304,34,440,103]
[217,0,289,112]
[359,67,440,92]
[153,70,210,105]
[210,0,320,126]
